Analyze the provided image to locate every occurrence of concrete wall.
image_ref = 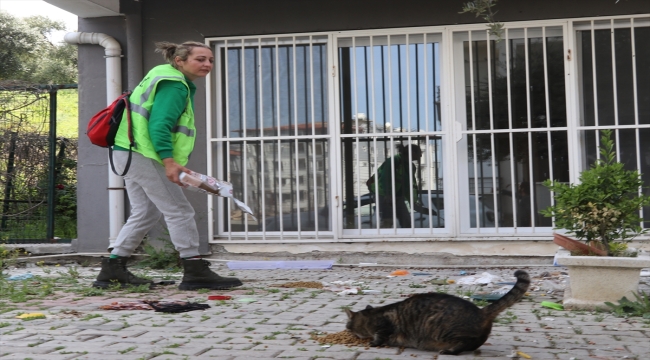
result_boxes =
[76,0,649,253]
[76,16,127,253]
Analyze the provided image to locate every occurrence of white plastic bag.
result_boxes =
[180,171,256,221]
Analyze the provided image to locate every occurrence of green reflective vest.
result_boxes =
[113,64,196,166]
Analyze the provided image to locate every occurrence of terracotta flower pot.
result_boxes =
[552,233,608,256]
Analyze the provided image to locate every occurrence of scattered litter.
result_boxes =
[506,350,532,358]
[325,280,362,287]
[100,300,210,313]
[226,260,334,270]
[237,298,257,303]
[542,317,555,321]
[517,351,532,359]
[147,301,210,313]
[470,285,513,301]
[471,293,503,301]
[540,280,564,293]
[16,313,45,320]
[459,270,467,275]
[208,295,232,300]
[540,301,564,310]
[412,272,432,276]
[389,270,409,276]
[319,280,380,295]
[361,289,381,295]
[447,279,456,284]
[456,272,502,285]
[100,301,153,311]
[337,289,360,295]
[7,273,33,281]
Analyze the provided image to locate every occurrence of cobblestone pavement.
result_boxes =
[1,260,649,360]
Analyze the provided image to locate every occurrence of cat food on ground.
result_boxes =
[312,330,372,347]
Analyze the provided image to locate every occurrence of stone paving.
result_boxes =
[1,259,649,360]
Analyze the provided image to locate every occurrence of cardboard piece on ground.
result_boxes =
[226,260,335,270]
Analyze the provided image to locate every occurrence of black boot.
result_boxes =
[92,257,154,289]
[178,259,242,290]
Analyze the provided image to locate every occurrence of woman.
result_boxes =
[93,41,242,290]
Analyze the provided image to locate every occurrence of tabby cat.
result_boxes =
[344,270,530,355]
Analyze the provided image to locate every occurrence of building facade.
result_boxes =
[46,0,650,259]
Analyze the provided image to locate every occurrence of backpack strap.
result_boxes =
[110,91,135,176]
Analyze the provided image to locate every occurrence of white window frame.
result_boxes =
[205,13,650,243]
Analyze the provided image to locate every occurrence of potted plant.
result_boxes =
[542,129,650,310]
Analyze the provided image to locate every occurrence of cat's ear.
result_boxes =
[344,308,354,318]
[365,305,374,310]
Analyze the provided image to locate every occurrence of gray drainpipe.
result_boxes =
[64,32,125,249]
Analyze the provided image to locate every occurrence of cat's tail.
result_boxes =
[480,270,530,322]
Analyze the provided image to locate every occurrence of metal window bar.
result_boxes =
[352,37,362,234]
[292,39,300,236]
[505,28,520,230]
[630,19,644,224]
[224,40,232,241]
[274,38,285,238]
[368,37,381,233]
[423,35,433,230]
[611,20,620,130]
[524,27,536,228]
[468,31,481,230]
[309,37,320,237]
[543,26,556,232]
[405,37,416,232]
[252,45,267,240]
[591,21,600,135]
[485,30,499,229]
[387,35,398,233]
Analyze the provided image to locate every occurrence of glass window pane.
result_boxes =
[340,35,441,135]
[222,41,328,139]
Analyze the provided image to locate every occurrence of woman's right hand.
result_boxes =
[162,158,189,186]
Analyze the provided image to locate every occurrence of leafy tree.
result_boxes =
[0,11,77,84]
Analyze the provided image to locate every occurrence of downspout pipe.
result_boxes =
[64,32,124,250]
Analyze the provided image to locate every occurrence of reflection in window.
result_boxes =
[338,34,445,231]
[463,27,568,228]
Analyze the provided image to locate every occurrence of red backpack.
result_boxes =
[86,91,134,176]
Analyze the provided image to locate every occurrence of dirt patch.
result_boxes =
[271,281,323,289]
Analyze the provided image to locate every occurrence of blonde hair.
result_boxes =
[155,41,211,68]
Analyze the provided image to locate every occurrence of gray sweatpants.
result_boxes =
[110,151,200,258]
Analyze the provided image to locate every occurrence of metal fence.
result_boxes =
[0,83,78,244]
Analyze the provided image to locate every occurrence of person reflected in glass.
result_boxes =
[517,181,531,227]
[369,144,429,228]
[502,180,531,227]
